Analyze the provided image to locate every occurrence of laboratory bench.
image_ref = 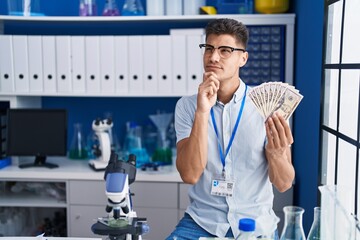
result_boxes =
[0,157,293,240]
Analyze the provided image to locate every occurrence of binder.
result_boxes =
[42,36,57,93]
[85,36,101,93]
[28,35,43,93]
[157,35,172,95]
[0,35,15,93]
[171,35,187,95]
[71,36,86,93]
[13,35,29,93]
[128,36,143,94]
[187,34,204,95]
[143,35,158,94]
[56,36,72,93]
[114,36,129,94]
[100,36,115,94]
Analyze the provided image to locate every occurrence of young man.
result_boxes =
[166,18,295,239]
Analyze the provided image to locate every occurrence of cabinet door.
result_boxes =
[69,205,105,238]
[136,207,178,240]
[68,180,106,205]
[131,182,177,208]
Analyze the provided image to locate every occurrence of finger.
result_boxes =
[265,120,274,148]
[203,72,220,89]
[276,113,294,145]
[277,113,294,144]
[266,117,281,147]
[271,114,287,147]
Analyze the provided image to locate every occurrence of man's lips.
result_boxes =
[205,65,222,70]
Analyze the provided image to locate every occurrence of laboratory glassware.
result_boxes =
[280,206,306,240]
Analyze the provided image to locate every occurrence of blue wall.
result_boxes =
[292,0,324,234]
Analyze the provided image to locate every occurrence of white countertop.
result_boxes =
[0,157,183,182]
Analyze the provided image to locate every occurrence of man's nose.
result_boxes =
[209,49,220,62]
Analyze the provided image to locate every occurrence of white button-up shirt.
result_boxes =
[175,79,277,237]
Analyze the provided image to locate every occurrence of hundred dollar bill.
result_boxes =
[273,86,303,121]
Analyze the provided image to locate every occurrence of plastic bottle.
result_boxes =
[79,0,97,16]
[236,218,257,240]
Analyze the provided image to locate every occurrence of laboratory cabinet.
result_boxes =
[0,158,186,239]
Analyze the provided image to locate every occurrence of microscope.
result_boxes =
[89,118,113,171]
[91,151,149,240]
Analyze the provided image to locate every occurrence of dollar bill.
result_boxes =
[248,82,303,121]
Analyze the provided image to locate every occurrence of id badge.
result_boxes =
[211,179,235,197]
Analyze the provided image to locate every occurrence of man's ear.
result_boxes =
[239,51,248,68]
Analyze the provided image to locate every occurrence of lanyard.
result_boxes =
[210,85,247,174]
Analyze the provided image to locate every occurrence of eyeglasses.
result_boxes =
[199,44,246,59]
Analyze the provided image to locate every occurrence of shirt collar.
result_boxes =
[233,78,246,103]
[215,78,245,106]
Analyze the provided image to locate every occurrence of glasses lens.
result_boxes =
[201,44,214,55]
[218,47,233,58]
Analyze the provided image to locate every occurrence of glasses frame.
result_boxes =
[199,43,246,58]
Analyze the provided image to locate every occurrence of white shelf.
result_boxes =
[0,157,182,182]
[0,191,66,207]
[0,14,295,25]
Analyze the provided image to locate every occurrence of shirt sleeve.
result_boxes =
[174,96,196,143]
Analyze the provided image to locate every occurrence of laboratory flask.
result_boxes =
[280,206,306,240]
[79,0,97,16]
[121,0,145,16]
[102,0,120,16]
[307,207,320,240]
[69,123,88,160]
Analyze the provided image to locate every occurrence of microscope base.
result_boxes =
[89,159,108,171]
[92,217,148,240]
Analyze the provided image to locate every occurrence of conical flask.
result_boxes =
[102,0,120,16]
[121,0,145,16]
[307,207,320,240]
[280,206,306,240]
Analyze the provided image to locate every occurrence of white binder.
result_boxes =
[0,35,15,92]
[13,35,29,93]
[71,36,86,93]
[114,36,129,94]
[56,36,72,93]
[187,34,204,95]
[143,35,158,94]
[157,35,172,94]
[100,36,115,94]
[42,36,57,93]
[85,36,101,93]
[28,35,43,93]
[171,35,187,95]
[128,36,143,94]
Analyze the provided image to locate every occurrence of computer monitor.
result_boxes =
[6,108,67,169]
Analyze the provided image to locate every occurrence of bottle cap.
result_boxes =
[239,218,256,232]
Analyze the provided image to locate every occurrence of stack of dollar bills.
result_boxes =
[248,82,303,121]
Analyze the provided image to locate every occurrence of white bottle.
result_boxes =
[236,218,257,240]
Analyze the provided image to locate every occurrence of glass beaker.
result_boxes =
[280,206,306,240]
[307,207,320,240]
[69,123,88,160]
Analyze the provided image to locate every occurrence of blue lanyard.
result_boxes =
[210,85,247,173]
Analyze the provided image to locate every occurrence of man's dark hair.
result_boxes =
[205,18,249,49]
